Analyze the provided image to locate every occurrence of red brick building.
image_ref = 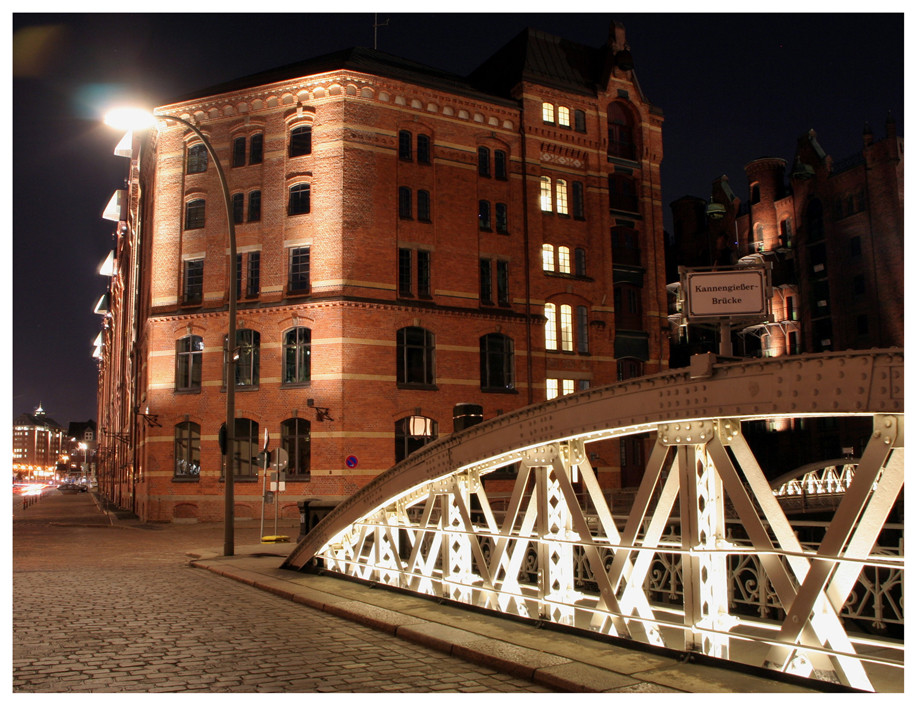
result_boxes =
[96,23,669,522]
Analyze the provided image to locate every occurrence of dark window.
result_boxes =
[751,183,761,204]
[394,415,438,463]
[417,190,431,222]
[850,236,862,258]
[806,199,825,241]
[228,329,260,388]
[288,183,311,215]
[611,226,641,267]
[478,200,491,231]
[236,253,244,299]
[479,259,493,305]
[478,146,491,177]
[249,134,263,165]
[398,130,412,160]
[574,109,587,133]
[232,193,245,224]
[175,335,203,390]
[417,250,431,298]
[852,275,866,296]
[856,314,869,336]
[187,144,208,174]
[617,358,643,381]
[609,174,638,212]
[614,284,642,329]
[248,191,261,222]
[495,203,508,234]
[174,422,201,477]
[480,333,514,391]
[281,418,311,478]
[282,327,311,384]
[572,182,585,219]
[232,137,246,167]
[398,187,412,219]
[246,252,260,298]
[397,326,435,386]
[183,259,203,304]
[288,247,310,293]
[185,199,205,229]
[228,418,258,478]
[607,102,636,160]
[495,150,507,179]
[417,134,431,164]
[576,305,589,353]
[496,260,509,306]
[289,125,312,157]
[574,248,587,277]
[398,248,412,296]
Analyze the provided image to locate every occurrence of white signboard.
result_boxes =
[684,267,768,320]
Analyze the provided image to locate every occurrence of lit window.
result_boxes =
[556,179,568,215]
[540,176,552,211]
[557,246,571,274]
[559,304,573,351]
[544,303,557,350]
[174,422,200,478]
[542,244,555,271]
[542,102,555,124]
[558,106,570,127]
[562,379,575,396]
[546,379,559,400]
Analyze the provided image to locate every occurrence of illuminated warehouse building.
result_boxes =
[95,22,668,522]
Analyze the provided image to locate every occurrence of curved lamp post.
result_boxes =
[105,107,238,556]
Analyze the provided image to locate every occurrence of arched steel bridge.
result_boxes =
[284,349,904,691]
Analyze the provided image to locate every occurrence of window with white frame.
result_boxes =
[540,176,552,211]
[542,244,555,271]
[542,102,555,124]
[544,303,557,350]
[556,179,569,215]
[557,246,571,274]
[557,106,570,128]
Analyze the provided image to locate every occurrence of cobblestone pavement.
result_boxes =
[13,491,552,693]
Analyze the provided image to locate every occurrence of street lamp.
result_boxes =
[105,107,238,556]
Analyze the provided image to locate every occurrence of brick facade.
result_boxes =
[97,24,669,522]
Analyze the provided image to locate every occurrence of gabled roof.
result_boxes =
[15,412,63,430]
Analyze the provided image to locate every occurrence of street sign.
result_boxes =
[262,428,270,452]
[682,267,769,321]
[346,455,358,468]
[270,447,289,472]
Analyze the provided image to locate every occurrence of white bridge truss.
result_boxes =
[284,350,904,691]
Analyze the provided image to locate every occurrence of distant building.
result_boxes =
[668,115,903,473]
[66,420,97,480]
[95,21,670,521]
[12,404,65,481]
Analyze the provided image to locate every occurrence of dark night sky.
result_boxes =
[9,9,905,428]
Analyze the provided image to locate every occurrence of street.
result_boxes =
[12,489,552,693]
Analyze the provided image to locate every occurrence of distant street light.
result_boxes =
[105,107,239,556]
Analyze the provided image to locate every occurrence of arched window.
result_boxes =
[226,329,259,387]
[184,199,206,229]
[398,187,412,219]
[394,415,438,463]
[478,146,491,177]
[228,418,258,478]
[398,130,412,160]
[417,190,431,222]
[174,422,200,478]
[186,143,208,174]
[417,134,431,163]
[607,102,636,160]
[480,333,515,391]
[289,125,312,157]
[556,179,569,215]
[542,244,555,271]
[397,327,435,386]
[288,183,311,215]
[281,418,311,478]
[175,335,203,391]
[478,200,491,230]
[608,174,638,212]
[544,303,557,350]
[540,176,552,211]
[557,246,571,274]
[282,327,311,385]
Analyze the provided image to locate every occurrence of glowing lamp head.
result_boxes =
[104,107,157,132]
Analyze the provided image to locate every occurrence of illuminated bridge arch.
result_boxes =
[284,349,903,691]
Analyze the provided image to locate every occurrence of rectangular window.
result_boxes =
[398,248,412,296]
[248,190,261,222]
[417,190,431,222]
[562,379,575,396]
[417,134,431,164]
[575,247,587,277]
[232,137,246,167]
[183,259,203,305]
[232,193,244,224]
[288,184,311,215]
[478,146,491,177]
[479,259,493,305]
[236,253,244,299]
[417,250,431,298]
[496,260,509,306]
[574,109,587,133]
[398,187,412,219]
[546,379,558,400]
[540,176,552,211]
[185,199,205,229]
[478,200,491,231]
[249,134,263,165]
[288,247,310,293]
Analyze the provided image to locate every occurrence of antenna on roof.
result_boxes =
[373,13,389,51]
